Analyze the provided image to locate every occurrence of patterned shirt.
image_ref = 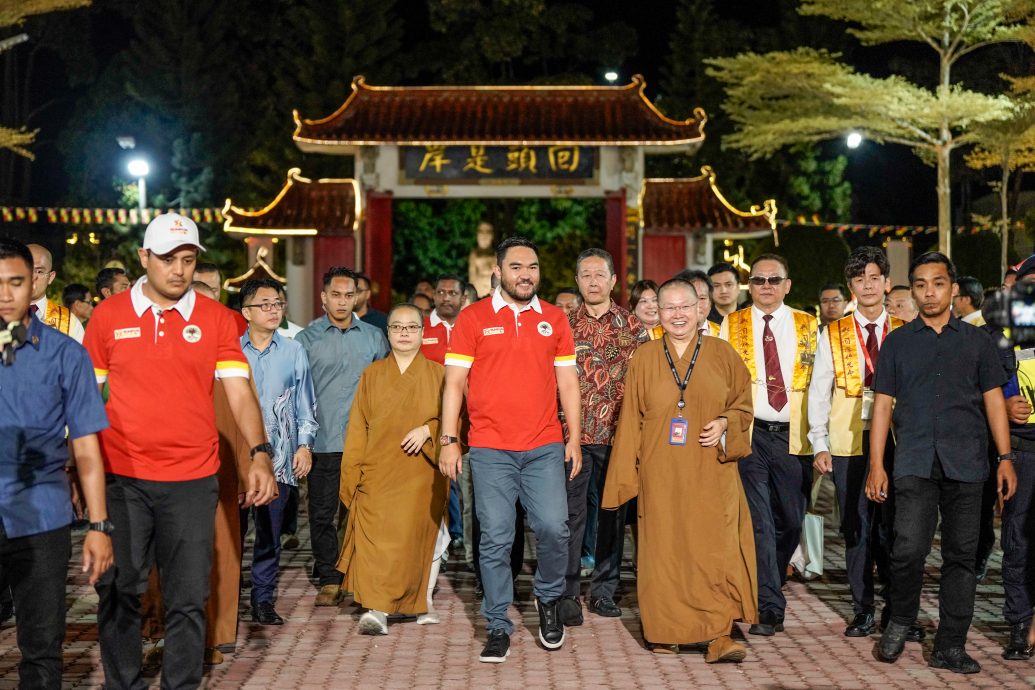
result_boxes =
[567,302,646,445]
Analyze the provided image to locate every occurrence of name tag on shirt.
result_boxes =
[422,337,439,345]
[861,388,875,421]
[482,327,505,336]
[114,327,141,340]
[1018,348,1035,362]
[669,418,688,446]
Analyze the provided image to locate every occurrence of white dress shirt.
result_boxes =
[749,304,797,423]
[31,295,84,343]
[807,309,888,454]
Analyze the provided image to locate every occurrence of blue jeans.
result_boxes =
[470,443,569,634]
[448,480,463,540]
[251,482,292,605]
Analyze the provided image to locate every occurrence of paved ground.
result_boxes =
[2,481,1035,689]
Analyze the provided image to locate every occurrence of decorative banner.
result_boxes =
[399,145,598,184]
[777,218,999,237]
[0,207,225,225]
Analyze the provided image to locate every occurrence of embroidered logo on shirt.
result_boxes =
[537,321,553,337]
[482,326,505,336]
[114,327,141,340]
[182,325,202,343]
[422,337,439,345]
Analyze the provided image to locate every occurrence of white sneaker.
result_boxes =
[358,610,388,635]
[416,610,440,625]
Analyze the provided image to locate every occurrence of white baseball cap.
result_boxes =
[143,213,206,255]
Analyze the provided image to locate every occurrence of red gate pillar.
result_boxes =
[365,191,394,312]
[605,190,629,306]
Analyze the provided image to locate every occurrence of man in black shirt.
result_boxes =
[866,251,1017,675]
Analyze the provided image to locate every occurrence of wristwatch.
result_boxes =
[439,435,458,446]
[298,443,314,452]
[250,442,274,459]
[998,451,1017,462]
[89,519,115,535]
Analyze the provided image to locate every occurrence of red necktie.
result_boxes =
[762,314,788,411]
[29,304,38,316]
[864,322,879,387]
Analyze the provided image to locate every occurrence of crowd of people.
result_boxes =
[0,211,1033,687]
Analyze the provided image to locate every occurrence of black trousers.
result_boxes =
[1,524,70,690]
[976,449,999,566]
[308,452,345,586]
[738,425,811,616]
[831,432,894,615]
[889,458,982,651]
[97,474,218,690]
[1002,449,1035,626]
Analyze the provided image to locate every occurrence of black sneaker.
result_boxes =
[479,629,511,663]
[251,601,284,625]
[929,647,981,674]
[536,597,565,650]
[1004,621,1033,660]
[558,596,583,626]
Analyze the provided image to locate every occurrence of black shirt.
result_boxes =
[873,315,1008,482]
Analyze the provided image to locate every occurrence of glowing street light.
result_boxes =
[127,158,150,212]
[846,131,863,149]
[604,70,619,83]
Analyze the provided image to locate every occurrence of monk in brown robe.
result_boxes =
[337,303,449,635]
[603,278,757,662]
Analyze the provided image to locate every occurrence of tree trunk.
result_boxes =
[937,144,952,256]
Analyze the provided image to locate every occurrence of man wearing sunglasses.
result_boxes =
[720,253,818,637]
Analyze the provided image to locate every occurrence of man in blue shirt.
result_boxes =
[295,266,389,605]
[0,238,112,688]
[240,278,318,624]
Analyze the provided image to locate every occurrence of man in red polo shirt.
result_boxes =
[84,213,277,690]
[440,237,581,663]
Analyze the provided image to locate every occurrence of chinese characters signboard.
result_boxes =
[400,145,597,185]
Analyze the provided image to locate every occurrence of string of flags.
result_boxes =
[0,207,224,225]
[777,217,1000,237]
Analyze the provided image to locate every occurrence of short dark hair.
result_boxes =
[908,251,956,284]
[464,283,479,302]
[707,262,739,281]
[240,278,283,306]
[354,272,371,289]
[956,276,984,308]
[843,246,890,283]
[95,266,127,296]
[750,253,790,276]
[411,293,433,307]
[435,274,468,294]
[674,269,712,294]
[0,237,34,274]
[819,283,846,299]
[576,248,615,276]
[889,284,911,294]
[323,266,358,289]
[195,262,219,275]
[388,302,424,322]
[629,279,659,310]
[62,283,90,308]
[555,287,579,299]
[657,278,699,302]
[495,236,538,266]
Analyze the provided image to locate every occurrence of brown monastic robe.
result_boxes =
[336,352,447,615]
[602,334,758,645]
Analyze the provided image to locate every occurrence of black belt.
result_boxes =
[754,419,790,433]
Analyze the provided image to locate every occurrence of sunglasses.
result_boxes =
[748,276,786,286]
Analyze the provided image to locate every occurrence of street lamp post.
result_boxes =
[127,158,149,213]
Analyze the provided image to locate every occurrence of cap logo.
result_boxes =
[170,218,188,235]
[537,321,553,337]
[182,324,202,343]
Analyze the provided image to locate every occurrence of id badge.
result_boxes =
[669,418,689,446]
[861,388,875,421]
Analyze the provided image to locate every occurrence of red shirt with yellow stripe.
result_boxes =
[83,279,249,481]
[445,288,576,452]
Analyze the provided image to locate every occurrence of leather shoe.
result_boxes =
[877,620,909,662]
[705,635,746,663]
[748,610,784,636]
[314,584,342,607]
[1004,621,1033,660]
[929,646,981,674]
[844,612,876,637]
[589,596,622,617]
[906,624,925,643]
[251,601,284,625]
[558,596,583,626]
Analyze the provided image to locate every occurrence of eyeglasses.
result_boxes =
[748,276,786,286]
[243,301,286,312]
[819,297,844,305]
[659,304,697,315]
[388,323,422,333]
[33,268,52,276]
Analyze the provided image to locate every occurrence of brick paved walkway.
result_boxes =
[2,480,1034,688]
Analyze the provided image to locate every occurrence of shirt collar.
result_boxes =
[30,295,49,315]
[20,315,43,350]
[242,329,282,354]
[319,313,359,333]
[853,308,887,329]
[491,286,542,314]
[130,277,195,320]
[961,310,983,325]
[910,314,961,332]
[751,303,788,322]
[574,300,618,322]
[429,309,455,329]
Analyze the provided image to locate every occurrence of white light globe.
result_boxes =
[604,71,619,83]
[128,159,150,177]
[846,132,863,149]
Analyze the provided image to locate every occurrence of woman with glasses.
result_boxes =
[337,303,450,635]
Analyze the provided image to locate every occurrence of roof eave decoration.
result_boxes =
[292,74,706,152]
[222,168,361,237]
[222,246,287,293]
[639,165,778,235]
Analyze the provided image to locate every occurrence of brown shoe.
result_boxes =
[204,647,224,665]
[314,584,342,607]
[705,635,746,663]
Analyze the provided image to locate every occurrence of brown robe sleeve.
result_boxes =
[601,348,644,510]
[418,358,444,462]
[340,368,372,509]
[715,342,754,464]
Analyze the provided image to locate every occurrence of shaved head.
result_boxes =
[27,243,55,301]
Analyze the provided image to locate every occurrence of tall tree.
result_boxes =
[706,0,1035,256]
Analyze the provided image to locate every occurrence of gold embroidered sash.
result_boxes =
[727,308,755,379]
[44,299,72,335]
[829,314,903,398]
[790,310,816,392]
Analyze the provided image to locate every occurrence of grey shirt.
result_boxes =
[295,314,389,453]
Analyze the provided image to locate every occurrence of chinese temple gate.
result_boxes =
[223,75,775,322]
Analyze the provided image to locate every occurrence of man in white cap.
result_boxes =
[84,213,278,689]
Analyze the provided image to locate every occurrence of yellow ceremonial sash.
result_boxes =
[706,320,720,337]
[647,324,664,340]
[727,308,755,380]
[44,299,73,335]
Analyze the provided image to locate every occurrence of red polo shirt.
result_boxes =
[84,280,250,481]
[421,310,453,365]
[446,289,575,451]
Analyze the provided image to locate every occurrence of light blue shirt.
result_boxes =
[241,331,319,486]
[295,314,389,453]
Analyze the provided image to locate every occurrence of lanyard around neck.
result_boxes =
[662,335,703,416]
